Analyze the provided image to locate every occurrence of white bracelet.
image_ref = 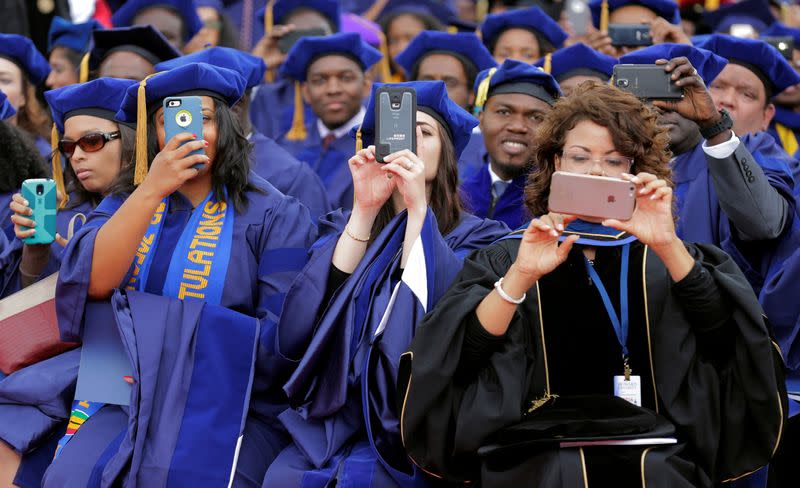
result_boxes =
[494,277,526,305]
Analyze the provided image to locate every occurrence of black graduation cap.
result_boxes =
[88,25,182,71]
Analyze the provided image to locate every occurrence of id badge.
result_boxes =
[614,375,642,406]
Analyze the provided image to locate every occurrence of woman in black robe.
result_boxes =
[398,78,787,487]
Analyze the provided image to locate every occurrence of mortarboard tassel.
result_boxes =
[600,0,609,33]
[79,53,90,83]
[377,31,393,82]
[133,74,157,186]
[542,53,552,74]
[51,124,69,210]
[704,0,719,11]
[285,81,307,141]
[473,67,497,115]
[264,0,276,83]
[476,0,489,22]
[355,127,362,153]
[447,25,458,34]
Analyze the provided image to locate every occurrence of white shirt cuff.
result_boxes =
[702,131,740,159]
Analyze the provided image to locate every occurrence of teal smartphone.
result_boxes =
[163,96,205,169]
[20,178,57,245]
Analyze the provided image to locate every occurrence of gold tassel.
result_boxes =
[264,0,275,36]
[542,53,552,74]
[377,30,393,82]
[355,127,362,153]
[476,0,489,22]
[51,124,69,210]
[447,25,458,34]
[704,0,720,11]
[473,67,497,114]
[600,0,609,33]
[133,74,157,186]
[781,3,789,23]
[79,53,90,83]
[285,81,307,141]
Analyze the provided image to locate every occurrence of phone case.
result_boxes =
[20,179,57,245]
[278,28,328,53]
[612,64,683,100]
[163,96,205,168]
[548,172,636,221]
[375,86,417,163]
[608,24,652,47]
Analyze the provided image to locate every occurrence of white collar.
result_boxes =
[317,106,366,141]
[488,164,512,185]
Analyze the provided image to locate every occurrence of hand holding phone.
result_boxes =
[17,179,57,245]
[278,28,327,54]
[163,96,205,170]
[548,171,636,221]
[375,86,417,163]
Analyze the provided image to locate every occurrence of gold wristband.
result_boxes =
[344,225,370,243]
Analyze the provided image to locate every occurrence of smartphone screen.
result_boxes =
[375,87,417,163]
[163,96,205,169]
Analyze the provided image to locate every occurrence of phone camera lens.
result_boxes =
[391,102,401,109]
[617,79,629,87]
[36,184,44,195]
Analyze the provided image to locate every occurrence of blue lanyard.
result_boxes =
[584,244,631,358]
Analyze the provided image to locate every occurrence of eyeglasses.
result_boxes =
[58,131,121,158]
[559,150,634,176]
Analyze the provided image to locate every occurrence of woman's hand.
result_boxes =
[648,17,691,45]
[603,172,678,249]
[10,192,68,247]
[512,213,580,287]
[381,126,427,217]
[349,145,396,213]
[140,132,209,200]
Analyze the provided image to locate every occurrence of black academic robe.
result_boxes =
[398,239,786,487]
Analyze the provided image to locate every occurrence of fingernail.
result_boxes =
[192,134,197,138]
[123,376,133,383]
[557,223,564,231]
[23,200,28,206]
[650,194,658,200]
[203,140,209,146]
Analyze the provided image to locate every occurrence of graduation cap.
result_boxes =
[763,21,800,45]
[48,17,101,55]
[278,32,382,141]
[619,43,728,84]
[533,42,617,82]
[352,80,479,159]
[111,0,205,43]
[341,12,394,82]
[43,78,138,209]
[155,46,266,89]
[115,62,247,186]
[377,0,458,27]
[89,26,182,72]
[394,31,497,81]
[696,34,800,95]
[0,34,51,86]
[195,0,224,9]
[0,91,16,120]
[702,0,776,34]
[257,0,342,36]
[473,59,562,115]
[479,6,568,52]
[588,0,681,30]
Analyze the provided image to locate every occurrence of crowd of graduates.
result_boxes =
[1,0,800,486]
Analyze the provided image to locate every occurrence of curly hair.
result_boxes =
[524,81,673,217]
[0,120,47,192]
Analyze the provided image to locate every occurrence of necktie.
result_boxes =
[240,0,254,51]
[322,133,336,151]
[492,180,509,201]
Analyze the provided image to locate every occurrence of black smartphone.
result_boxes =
[613,64,683,100]
[763,36,794,61]
[278,28,327,54]
[375,86,417,163]
[608,23,652,47]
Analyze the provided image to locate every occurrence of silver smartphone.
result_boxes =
[548,171,636,221]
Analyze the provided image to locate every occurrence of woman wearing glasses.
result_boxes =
[399,81,786,486]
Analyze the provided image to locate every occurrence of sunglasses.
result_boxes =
[58,131,121,157]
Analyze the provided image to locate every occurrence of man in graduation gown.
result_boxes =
[460,60,561,229]
[110,0,204,51]
[394,30,497,182]
[155,46,332,221]
[533,42,617,97]
[88,25,181,81]
[478,5,568,65]
[275,32,382,211]
[763,23,800,159]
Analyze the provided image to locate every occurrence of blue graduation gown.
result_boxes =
[278,121,356,211]
[47,175,316,486]
[250,131,333,222]
[264,209,508,487]
[768,106,800,161]
[250,79,315,141]
[34,136,51,160]
[457,131,487,183]
[460,161,529,230]
[0,192,13,239]
[224,0,266,51]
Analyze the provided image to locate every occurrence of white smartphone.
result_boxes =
[548,171,636,221]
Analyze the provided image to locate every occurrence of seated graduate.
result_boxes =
[399,80,786,487]
[478,5,567,65]
[0,34,54,158]
[110,0,204,52]
[276,32,382,211]
[262,80,509,487]
[45,16,101,90]
[460,60,561,230]
[87,25,181,82]
[583,0,686,57]
[154,46,332,221]
[533,42,617,96]
[762,22,800,159]
[250,0,340,140]
[45,63,316,486]
[183,0,241,53]
[394,30,497,182]
[2,78,137,297]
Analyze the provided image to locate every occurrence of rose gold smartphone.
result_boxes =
[548,171,636,221]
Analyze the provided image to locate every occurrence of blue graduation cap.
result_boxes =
[195,0,224,9]
[0,91,15,120]
[762,21,800,45]
[588,0,681,28]
[0,34,51,86]
[479,6,568,52]
[534,43,617,82]
[89,26,182,71]
[394,31,497,80]
[115,62,247,185]
[377,0,457,26]
[279,31,382,82]
[473,59,562,114]
[257,0,342,34]
[155,46,266,89]
[111,0,205,43]
[353,80,479,159]
[619,43,728,84]
[48,16,101,54]
[703,0,775,34]
[695,34,800,95]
